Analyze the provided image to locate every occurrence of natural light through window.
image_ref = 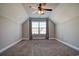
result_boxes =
[40,22,46,34]
[32,21,46,34]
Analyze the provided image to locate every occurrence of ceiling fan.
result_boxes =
[29,3,52,15]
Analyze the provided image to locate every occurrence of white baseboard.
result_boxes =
[49,38,56,40]
[22,38,29,40]
[56,39,79,51]
[0,38,22,53]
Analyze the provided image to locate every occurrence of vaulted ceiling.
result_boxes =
[22,3,59,18]
[0,3,79,24]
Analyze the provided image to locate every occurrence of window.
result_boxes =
[32,21,46,35]
[40,22,46,34]
[32,22,39,34]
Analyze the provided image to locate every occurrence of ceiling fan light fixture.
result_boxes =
[29,3,52,15]
[38,10,45,15]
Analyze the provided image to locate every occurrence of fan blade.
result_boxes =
[44,9,52,11]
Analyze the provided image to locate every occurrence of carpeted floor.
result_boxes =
[0,39,79,56]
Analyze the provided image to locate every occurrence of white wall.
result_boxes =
[0,3,28,52]
[0,3,29,24]
[49,3,79,50]
[22,19,29,40]
[49,20,55,39]
[56,16,79,51]
[50,3,79,24]
[0,16,22,50]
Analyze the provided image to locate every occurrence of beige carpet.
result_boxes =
[0,39,79,56]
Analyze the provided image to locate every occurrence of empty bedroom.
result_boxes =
[0,3,79,56]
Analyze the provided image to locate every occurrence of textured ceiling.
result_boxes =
[22,3,59,18]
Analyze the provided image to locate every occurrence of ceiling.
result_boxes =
[22,3,59,18]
